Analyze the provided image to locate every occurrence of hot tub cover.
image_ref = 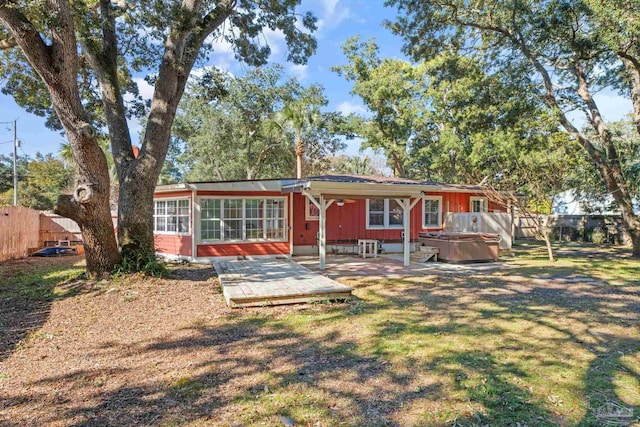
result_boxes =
[419,231,501,242]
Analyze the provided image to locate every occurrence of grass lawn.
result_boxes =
[0,243,638,426]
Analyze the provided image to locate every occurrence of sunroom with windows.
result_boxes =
[199,197,287,243]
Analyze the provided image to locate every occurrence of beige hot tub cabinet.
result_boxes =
[418,232,500,263]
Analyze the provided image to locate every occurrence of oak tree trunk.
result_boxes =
[0,1,121,275]
[117,173,156,258]
[51,115,120,275]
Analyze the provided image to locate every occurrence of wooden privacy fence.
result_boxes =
[515,214,631,244]
[39,213,82,246]
[0,206,40,262]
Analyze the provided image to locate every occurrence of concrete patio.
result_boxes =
[297,253,508,279]
[214,255,507,308]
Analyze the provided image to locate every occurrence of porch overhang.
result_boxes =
[282,180,440,199]
[283,179,437,271]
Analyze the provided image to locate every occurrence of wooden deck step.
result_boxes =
[215,259,352,308]
[414,245,439,262]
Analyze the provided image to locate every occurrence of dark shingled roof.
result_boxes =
[175,174,487,192]
[304,174,441,186]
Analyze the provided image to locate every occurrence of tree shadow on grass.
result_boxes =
[2,249,638,426]
[2,299,559,427]
[370,261,640,426]
[0,256,85,363]
[0,305,458,427]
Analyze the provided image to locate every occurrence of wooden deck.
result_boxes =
[214,259,353,308]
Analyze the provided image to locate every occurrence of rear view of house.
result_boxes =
[153,174,505,269]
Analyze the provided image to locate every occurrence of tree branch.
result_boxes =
[54,194,87,224]
[47,0,77,81]
[617,52,640,136]
[82,0,135,180]
[138,0,236,180]
[0,4,53,80]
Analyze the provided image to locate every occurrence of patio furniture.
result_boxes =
[358,239,378,258]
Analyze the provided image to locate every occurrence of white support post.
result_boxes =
[319,194,326,270]
[403,198,411,267]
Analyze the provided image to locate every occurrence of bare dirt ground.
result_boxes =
[0,259,338,426]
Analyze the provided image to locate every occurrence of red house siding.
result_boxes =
[153,191,193,257]
[292,193,424,246]
[197,242,289,257]
[292,191,504,247]
[440,191,503,213]
[155,234,193,257]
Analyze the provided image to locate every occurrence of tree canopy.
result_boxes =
[386,0,640,255]
[1,0,318,274]
[1,152,73,209]
[171,65,345,182]
[333,37,426,177]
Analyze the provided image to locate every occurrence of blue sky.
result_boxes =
[0,0,633,160]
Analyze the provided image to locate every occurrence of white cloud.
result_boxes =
[263,27,286,58]
[209,34,234,54]
[315,0,351,33]
[132,77,155,101]
[321,0,340,15]
[289,64,308,80]
[337,101,367,116]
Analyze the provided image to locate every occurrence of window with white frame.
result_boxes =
[224,199,243,240]
[200,199,221,240]
[470,196,488,212]
[305,197,319,220]
[423,196,442,228]
[199,198,287,242]
[265,199,286,239]
[154,199,190,234]
[388,199,403,226]
[366,199,405,229]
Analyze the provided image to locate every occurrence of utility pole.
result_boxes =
[13,119,18,206]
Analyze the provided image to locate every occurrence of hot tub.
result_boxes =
[418,232,500,263]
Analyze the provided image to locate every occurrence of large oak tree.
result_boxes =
[0,0,316,274]
[387,0,640,256]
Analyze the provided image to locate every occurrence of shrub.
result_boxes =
[113,246,167,278]
[591,228,607,245]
